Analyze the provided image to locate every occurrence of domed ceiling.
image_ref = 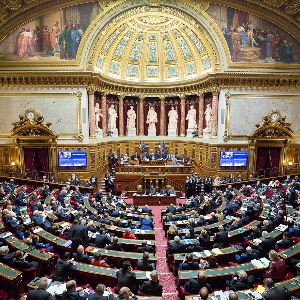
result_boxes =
[94,10,214,84]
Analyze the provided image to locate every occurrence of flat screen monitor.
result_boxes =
[220,151,248,167]
[58,151,87,167]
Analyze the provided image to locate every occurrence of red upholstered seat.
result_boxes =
[0,290,7,300]
[264,271,293,283]
[179,285,192,300]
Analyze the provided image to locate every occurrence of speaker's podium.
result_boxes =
[133,194,176,206]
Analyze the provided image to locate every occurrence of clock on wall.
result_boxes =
[25,109,38,120]
[271,112,279,121]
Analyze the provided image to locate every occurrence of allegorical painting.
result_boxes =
[0,2,100,62]
[207,4,300,64]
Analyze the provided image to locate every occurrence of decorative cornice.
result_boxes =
[0,72,298,95]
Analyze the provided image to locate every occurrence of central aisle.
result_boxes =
[151,206,179,300]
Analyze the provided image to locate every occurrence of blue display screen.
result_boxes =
[58,151,87,167]
[220,151,248,167]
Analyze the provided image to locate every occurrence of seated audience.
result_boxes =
[26,277,55,300]
[122,228,137,240]
[258,231,277,255]
[139,270,163,296]
[235,246,258,263]
[266,250,287,278]
[226,270,254,291]
[61,280,86,300]
[140,215,153,230]
[179,253,200,270]
[137,252,155,271]
[167,235,185,255]
[116,260,137,294]
[106,236,123,251]
[262,278,290,300]
[52,252,76,282]
[137,240,154,253]
[184,271,212,295]
[87,284,114,300]
[73,245,92,264]
[91,251,110,267]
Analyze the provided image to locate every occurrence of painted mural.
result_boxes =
[0,2,100,62]
[207,4,300,64]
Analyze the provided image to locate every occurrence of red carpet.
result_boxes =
[151,205,179,300]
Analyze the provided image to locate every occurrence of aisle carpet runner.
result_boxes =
[151,205,179,300]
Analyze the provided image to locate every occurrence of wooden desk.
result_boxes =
[2,233,54,274]
[174,246,240,270]
[0,262,22,299]
[28,277,163,300]
[178,262,265,289]
[85,245,156,268]
[133,195,176,206]
[185,276,300,300]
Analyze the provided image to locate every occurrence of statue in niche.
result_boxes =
[186,105,197,129]
[146,106,158,130]
[127,106,136,129]
[107,104,118,130]
[94,102,103,129]
[168,106,178,130]
[204,103,213,132]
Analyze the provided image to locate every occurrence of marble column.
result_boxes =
[118,95,125,136]
[160,96,165,136]
[139,96,145,136]
[88,90,95,137]
[211,90,219,137]
[179,95,186,137]
[198,93,205,136]
[101,92,107,137]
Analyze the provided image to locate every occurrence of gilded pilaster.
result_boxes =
[160,96,165,136]
[101,92,108,137]
[139,96,145,136]
[198,93,204,137]
[88,87,96,137]
[180,95,186,137]
[119,95,125,136]
[211,89,220,137]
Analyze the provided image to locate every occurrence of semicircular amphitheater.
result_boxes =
[0,0,299,299]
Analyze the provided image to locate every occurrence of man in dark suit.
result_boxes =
[166,203,177,214]
[149,185,156,196]
[95,228,111,248]
[160,187,167,196]
[136,252,155,271]
[213,225,229,248]
[72,245,92,264]
[87,284,114,300]
[141,205,152,214]
[263,278,290,300]
[137,240,154,253]
[276,232,294,249]
[139,270,162,296]
[179,253,200,270]
[27,277,55,300]
[167,235,185,255]
[52,252,77,282]
[131,152,140,160]
[106,236,123,251]
[68,219,89,253]
[184,271,212,295]
[258,231,277,255]
[61,280,86,300]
